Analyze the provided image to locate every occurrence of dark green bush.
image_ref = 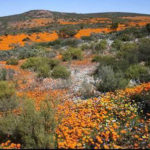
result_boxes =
[138,38,150,64]
[111,39,123,50]
[48,59,60,69]
[0,68,15,81]
[126,64,150,82]
[0,98,59,149]
[6,58,18,65]
[58,26,78,38]
[95,40,107,52]
[0,81,18,113]
[95,65,129,92]
[117,43,138,65]
[21,57,49,71]
[52,65,70,79]
[62,48,83,61]
[92,55,116,65]
[0,68,7,81]
[146,23,150,33]
[37,64,50,78]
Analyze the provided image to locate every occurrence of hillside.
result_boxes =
[0,9,150,149]
[0,10,150,51]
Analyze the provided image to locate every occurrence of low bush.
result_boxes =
[95,65,129,92]
[51,65,70,79]
[138,38,150,64]
[0,68,15,81]
[58,26,78,38]
[62,48,83,61]
[111,39,123,50]
[0,97,59,149]
[0,81,18,113]
[126,64,150,82]
[6,58,18,65]
[95,39,107,52]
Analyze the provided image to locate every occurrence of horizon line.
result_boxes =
[0,9,150,18]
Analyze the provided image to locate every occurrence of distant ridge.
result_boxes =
[0,10,150,20]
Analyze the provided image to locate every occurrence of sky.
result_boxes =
[0,0,150,17]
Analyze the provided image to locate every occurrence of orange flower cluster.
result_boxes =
[121,16,150,27]
[0,32,58,50]
[0,140,21,149]
[74,26,127,39]
[56,82,150,149]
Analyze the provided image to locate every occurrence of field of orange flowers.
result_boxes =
[0,79,150,149]
[0,16,150,50]
[0,32,58,50]
[56,82,150,149]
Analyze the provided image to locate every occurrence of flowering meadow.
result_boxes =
[0,82,150,149]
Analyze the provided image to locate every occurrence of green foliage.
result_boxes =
[111,39,123,50]
[0,68,7,81]
[58,26,78,38]
[118,33,134,41]
[80,43,90,51]
[92,55,116,65]
[95,65,129,92]
[117,43,138,66]
[126,64,150,82]
[138,38,150,64]
[6,58,18,65]
[18,47,39,59]
[95,39,107,52]
[0,68,15,81]
[62,48,83,61]
[21,57,61,78]
[79,80,95,99]
[48,59,60,69]
[37,64,50,78]
[0,81,18,112]
[111,22,119,29]
[146,23,150,33]
[0,98,59,149]
[52,65,70,79]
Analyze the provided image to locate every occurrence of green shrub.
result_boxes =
[95,39,107,52]
[0,97,59,149]
[21,57,48,71]
[61,38,80,47]
[48,59,60,69]
[18,47,39,59]
[52,65,70,79]
[81,43,90,51]
[37,64,50,78]
[126,64,150,82]
[119,33,134,41]
[58,27,78,38]
[0,68,15,81]
[95,65,129,92]
[62,48,83,61]
[21,57,61,78]
[117,43,138,65]
[93,55,116,65]
[0,81,18,112]
[138,38,150,63]
[111,39,123,50]
[0,68,7,81]
[146,23,150,33]
[111,22,119,30]
[6,58,18,65]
